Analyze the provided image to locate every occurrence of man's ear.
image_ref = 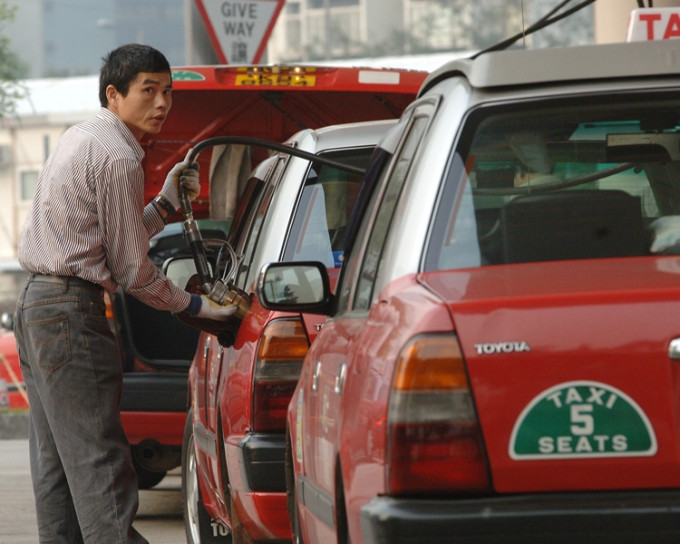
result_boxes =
[105,84,119,108]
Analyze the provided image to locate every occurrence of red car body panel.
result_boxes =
[117,64,426,481]
[277,39,680,544]
[182,69,426,542]
[0,330,28,410]
[421,258,680,493]
[292,256,680,541]
[293,274,453,542]
[141,64,428,216]
[192,298,329,540]
[120,412,187,445]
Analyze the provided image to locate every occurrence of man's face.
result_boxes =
[106,71,172,139]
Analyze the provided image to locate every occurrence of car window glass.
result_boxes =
[334,147,395,313]
[226,174,266,248]
[282,147,373,268]
[353,115,429,311]
[426,94,677,271]
[235,157,288,287]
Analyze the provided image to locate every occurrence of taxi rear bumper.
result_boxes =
[360,490,680,543]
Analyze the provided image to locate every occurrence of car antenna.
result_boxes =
[470,0,597,60]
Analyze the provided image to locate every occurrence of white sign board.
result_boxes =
[627,8,680,41]
[195,0,285,64]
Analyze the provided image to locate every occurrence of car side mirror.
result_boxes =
[257,261,334,315]
[0,312,14,331]
[162,256,203,291]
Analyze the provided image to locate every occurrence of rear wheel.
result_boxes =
[131,453,166,490]
[182,409,232,543]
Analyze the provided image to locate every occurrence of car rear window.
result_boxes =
[427,92,680,271]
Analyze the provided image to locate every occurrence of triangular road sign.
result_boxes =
[194,0,285,64]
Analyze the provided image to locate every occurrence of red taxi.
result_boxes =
[0,321,27,410]
[257,39,680,543]
[170,66,426,543]
[0,263,30,411]
[118,64,426,490]
[182,118,397,544]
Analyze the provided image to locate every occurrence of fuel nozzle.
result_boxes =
[184,217,213,295]
[179,172,213,294]
[207,280,252,321]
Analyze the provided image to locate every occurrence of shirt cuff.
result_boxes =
[185,294,202,317]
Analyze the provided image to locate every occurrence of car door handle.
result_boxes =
[312,361,322,392]
[334,363,347,395]
[669,338,680,359]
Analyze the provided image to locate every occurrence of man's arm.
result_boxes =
[99,158,191,313]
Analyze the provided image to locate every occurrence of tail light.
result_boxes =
[386,334,490,495]
[104,292,114,320]
[252,318,308,432]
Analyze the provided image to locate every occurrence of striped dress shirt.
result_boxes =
[18,107,191,314]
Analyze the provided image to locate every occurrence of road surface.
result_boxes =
[0,439,186,543]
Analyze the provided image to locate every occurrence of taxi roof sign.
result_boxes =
[627,7,680,42]
[194,0,285,64]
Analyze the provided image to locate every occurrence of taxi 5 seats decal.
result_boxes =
[509,381,657,459]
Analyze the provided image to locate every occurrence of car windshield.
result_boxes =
[283,147,372,268]
[426,92,680,270]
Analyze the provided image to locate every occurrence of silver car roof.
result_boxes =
[421,39,680,94]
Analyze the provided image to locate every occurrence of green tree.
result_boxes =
[0,2,27,118]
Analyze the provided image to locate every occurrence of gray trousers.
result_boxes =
[14,274,148,544]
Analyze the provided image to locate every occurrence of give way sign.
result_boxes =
[194,0,285,64]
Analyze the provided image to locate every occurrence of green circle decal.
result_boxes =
[509,381,657,460]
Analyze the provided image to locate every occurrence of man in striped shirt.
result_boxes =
[13,44,235,543]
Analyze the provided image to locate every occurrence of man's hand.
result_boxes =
[197,295,238,321]
[159,160,200,210]
[649,216,680,253]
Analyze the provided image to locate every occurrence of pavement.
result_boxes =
[0,411,28,440]
[0,414,186,543]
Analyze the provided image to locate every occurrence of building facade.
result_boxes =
[0,77,99,259]
[5,0,186,79]
[0,1,674,260]
[266,0,508,63]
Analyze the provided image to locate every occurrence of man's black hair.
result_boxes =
[99,44,171,107]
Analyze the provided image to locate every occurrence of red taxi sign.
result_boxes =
[194,0,285,64]
[626,8,680,41]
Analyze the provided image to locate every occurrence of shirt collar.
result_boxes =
[97,107,145,161]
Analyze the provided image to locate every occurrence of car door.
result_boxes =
[211,154,289,448]
[198,158,278,504]
[300,110,430,539]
